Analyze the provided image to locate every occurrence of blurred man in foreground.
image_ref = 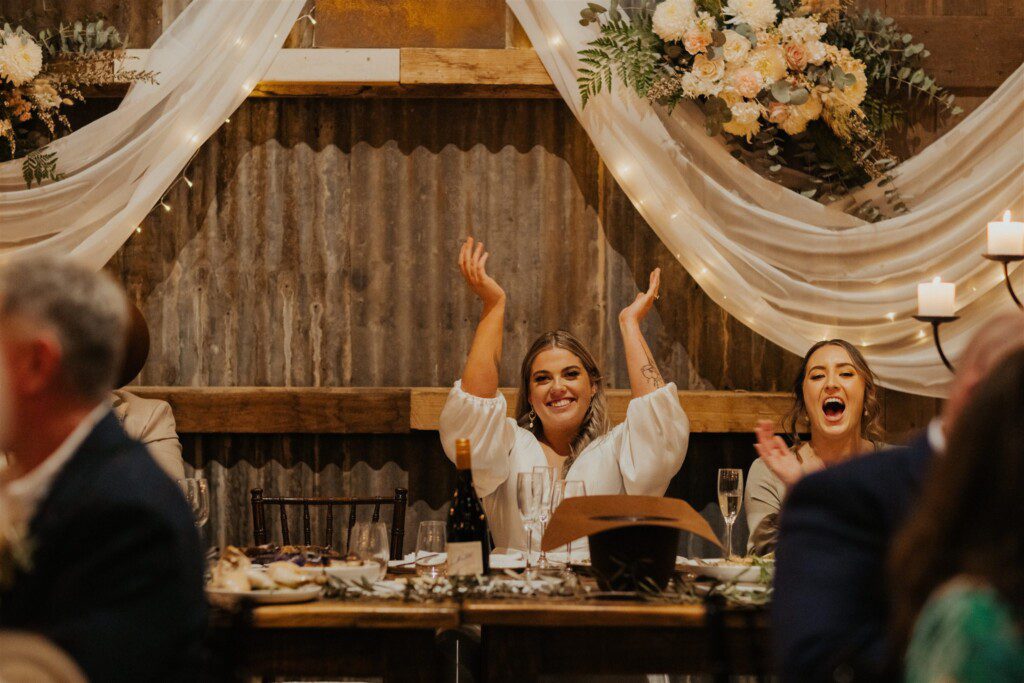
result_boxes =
[0,256,205,682]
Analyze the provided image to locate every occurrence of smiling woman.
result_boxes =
[437,237,691,551]
[745,339,887,555]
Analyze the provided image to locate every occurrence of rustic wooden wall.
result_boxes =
[10,0,1017,552]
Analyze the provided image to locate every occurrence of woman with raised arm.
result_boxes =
[438,237,691,551]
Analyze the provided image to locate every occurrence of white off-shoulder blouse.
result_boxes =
[438,381,691,550]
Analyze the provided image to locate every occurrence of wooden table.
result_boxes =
[464,599,771,681]
[206,599,459,681]
[208,594,769,681]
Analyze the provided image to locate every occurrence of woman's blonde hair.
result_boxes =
[515,330,610,474]
[784,338,884,446]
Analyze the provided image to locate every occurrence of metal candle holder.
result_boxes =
[982,254,1024,309]
[913,315,959,373]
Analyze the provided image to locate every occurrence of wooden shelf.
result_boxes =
[128,386,791,435]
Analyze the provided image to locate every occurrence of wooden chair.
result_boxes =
[249,487,408,560]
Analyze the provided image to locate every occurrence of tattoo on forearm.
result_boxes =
[641,352,664,388]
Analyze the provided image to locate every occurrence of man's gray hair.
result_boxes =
[0,256,129,401]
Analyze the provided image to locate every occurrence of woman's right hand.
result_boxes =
[754,420,817,488]
[459,237,505,307]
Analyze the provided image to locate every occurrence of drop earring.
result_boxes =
[527,409,536,431]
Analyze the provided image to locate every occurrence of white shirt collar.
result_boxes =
[0,402,109,529]
[926,417,946,455]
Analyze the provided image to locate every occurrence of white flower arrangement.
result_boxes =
[0,20,157,187]
[577,0,961,219]
[0,30,43,86]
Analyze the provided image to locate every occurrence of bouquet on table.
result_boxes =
[0,19,156,186]
[576,0,960,219]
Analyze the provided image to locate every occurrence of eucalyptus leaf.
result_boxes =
[789,88,809,105]
[771,80,792,103]
[711,30,726,47]
[769,164,782,173]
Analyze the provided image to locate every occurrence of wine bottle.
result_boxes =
[446,438,490,576]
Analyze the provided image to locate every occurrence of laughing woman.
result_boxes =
[438,238,690,551]
[744,339,886,555]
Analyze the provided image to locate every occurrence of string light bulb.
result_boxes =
[135,226,142,234]
[160,199,171,212]
[183,176,194,188]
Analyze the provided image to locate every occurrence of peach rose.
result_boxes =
[683,28,712,55]
[785,43,809,71]
[767,101,791,124]
[729,67,763,98]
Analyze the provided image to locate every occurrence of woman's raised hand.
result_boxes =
[458,237,505,308]
[619,268,661,326]
[754,420,819,488]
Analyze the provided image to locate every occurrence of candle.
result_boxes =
[918,277,956,317]
[987,210,1024,256]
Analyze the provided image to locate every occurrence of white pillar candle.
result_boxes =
[917,277,956,317]
[987,210,1024,256]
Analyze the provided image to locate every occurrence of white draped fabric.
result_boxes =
[508,0,1024,396]
[0,0,305,268]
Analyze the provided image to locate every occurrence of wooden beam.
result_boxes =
[410,388,790,433]
[129,387,410,434]
[399,47,551,86]
[113,27,1017,98]
[129,386,790,434]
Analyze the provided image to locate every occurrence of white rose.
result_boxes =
[724,0,779,32]
[0,31,43,86]
[652,0,698,42]
[691,54,726,83]
[721,29,752,63]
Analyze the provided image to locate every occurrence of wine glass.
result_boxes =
[531,466,557,569]
[516,472,544,577]
[177,478,209,529]
[717,469,744,560]
[551,480,587,565]
[414,521,447,577]
[351,521,390,581]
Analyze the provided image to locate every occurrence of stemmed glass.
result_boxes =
[516,472,544,577]
[531,465,557,569]
[177,478,209,529]
[551,479,587,565]
[717,469,744,560]
[351,521,390,581]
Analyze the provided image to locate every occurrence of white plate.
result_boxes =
[206,583,322,605]
[677,558,769,583]
[299,562,383,582]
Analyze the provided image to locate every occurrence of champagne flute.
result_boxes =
[531,465,557,569]
[177,478,209,528]
[516,472,544,577]
[552,479,587,565]
[717,469,744,560]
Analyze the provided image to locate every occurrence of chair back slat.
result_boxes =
[302,504,312,546]
[279,506,290,545]
[249,488,409,559]
[325,505,334,548]
[346,506,357,553]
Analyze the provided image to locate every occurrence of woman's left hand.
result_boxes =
[754,420,820,488]
[619,268,661,326]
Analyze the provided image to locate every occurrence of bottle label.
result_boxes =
[446,541,484,576]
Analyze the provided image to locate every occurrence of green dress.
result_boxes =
[906,581,1024,683]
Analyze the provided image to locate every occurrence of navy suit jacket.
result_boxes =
[0,411,206,682]
[772,433,934,682]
